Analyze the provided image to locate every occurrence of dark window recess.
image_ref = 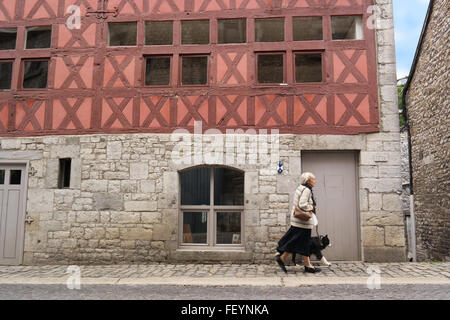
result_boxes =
[257,54,284,84]
[183,212,208,244]
[25,26,52,49]
[0,61,13,90]
[217,212,241,244]
[58,158,71,189]
[0,170,5,184]
[255,18,284,42]
[0,28,17,50]
[332,16,364,40]
[108,22,137,46]
[9,170,22,185]
[181,20,209,45]
[293,17,323,41]
[145,21,173,45]
[295,54,322,83]
[146,57,171,86]
[218,19,246,44]
[214,167,244,206]
[23,60,48,89]
[182,56,208,85]
[180,167,210,205]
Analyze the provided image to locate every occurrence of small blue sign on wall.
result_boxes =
[277,161,283,174]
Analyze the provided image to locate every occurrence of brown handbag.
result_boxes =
[293,187,313,221]
[294,206,313,221]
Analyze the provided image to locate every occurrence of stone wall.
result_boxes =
[405,0,450,261]
[0,0,407,264]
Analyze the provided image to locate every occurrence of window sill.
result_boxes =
[173,248,252,262]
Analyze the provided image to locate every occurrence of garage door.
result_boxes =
[301,152,360,261]
[0,164,27,265]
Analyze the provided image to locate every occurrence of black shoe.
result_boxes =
[304,266,321,273]
[276,256,288,273]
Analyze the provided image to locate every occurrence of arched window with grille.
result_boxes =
[179,166,244,247]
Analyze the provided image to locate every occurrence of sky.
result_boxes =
[393,0,430,79]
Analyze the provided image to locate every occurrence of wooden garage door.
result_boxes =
[302,152,360,261]
[0,164,27,265]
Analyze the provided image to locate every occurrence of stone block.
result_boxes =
[130,162,149,180]
[81,180,108,192]
[152,223,176,240]
[385,226,406,246]
[364,247,407,262]
[163,171,178,194]
[140,180,156,193]
[244,171,258,194]
[76,211,99,223]
[93,193,123,211]
[382,194,401,211]
[361,211,404,226]
[124,201,157,212]
[107,141,122,160]
[1,139,22,150]
[110,212,140,224]
[141,212,162,224]
[27,189,54,213]
[120,228,152,240]
[362,226,385,246]
[368,193,382,210]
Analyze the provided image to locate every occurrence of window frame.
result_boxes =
[24,25,52,50]
[107,21,138,47]
[255,51,287,86]
[144,55,172,87]
[179,54,210,87]
[19,58,50,90]
[178,166,245,249]
[331,15,365,41]
[0,27,18,51]
[0,60,14,91]
[293,51,325,84]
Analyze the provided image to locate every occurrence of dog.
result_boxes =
[291,235,332,267]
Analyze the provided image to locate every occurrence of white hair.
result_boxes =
[300,172,316,185]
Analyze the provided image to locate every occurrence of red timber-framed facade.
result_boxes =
[0,0,379,137]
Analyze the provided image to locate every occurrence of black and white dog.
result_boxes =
[292,235,332,266]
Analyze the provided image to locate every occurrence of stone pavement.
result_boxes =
[0,262,449,287]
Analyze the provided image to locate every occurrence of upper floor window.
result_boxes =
[257,53,285,84]
[0,28,17,50]
[331,16,364,40]
[180,166,244,246]
[293,17,323,41]
[181,55,208,85]
[145,21,173,45]
[25,26,51,49]
[181,20,210,45]
[255,18,284,42]
[295,53,323,83]
[0,61,13,90]
[218,18,246,44]
[108,22,137,46]
[22,59,49,89]
[145,56,171,86]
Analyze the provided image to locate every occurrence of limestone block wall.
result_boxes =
[405,0,450,262]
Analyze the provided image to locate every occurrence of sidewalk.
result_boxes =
[0,262,449,287]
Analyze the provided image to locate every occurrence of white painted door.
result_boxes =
[0,164,27,265]
[302,152,360,261]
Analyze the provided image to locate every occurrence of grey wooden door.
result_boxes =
[302,152,360,261]
[0,164,27,265]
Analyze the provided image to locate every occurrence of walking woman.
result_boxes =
[276,172,321,273]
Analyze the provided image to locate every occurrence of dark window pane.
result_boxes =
[0,170,4,184]
[181,20,209,45]
[146,57,171,86]
[218,19,246,44]
[23,60,48,89]
[108,22,137,46]
[58,158,71,189]
[293,17,323,41]
[182,56,208,85]
[183,212,208,244]
[214,168,244,205]
[10,170,21,185]
[26,26,51,49]
[181,167,210,205]
[0,28,17,50]
[0,62,13,90]
[217,212,241,244]
[145,21,173,45]
[255,18,284,42]
[257,54,284,84]
[332,16,364,40]
[295,54,322,83]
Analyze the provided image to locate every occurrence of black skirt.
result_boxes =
[277,226,311,257]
